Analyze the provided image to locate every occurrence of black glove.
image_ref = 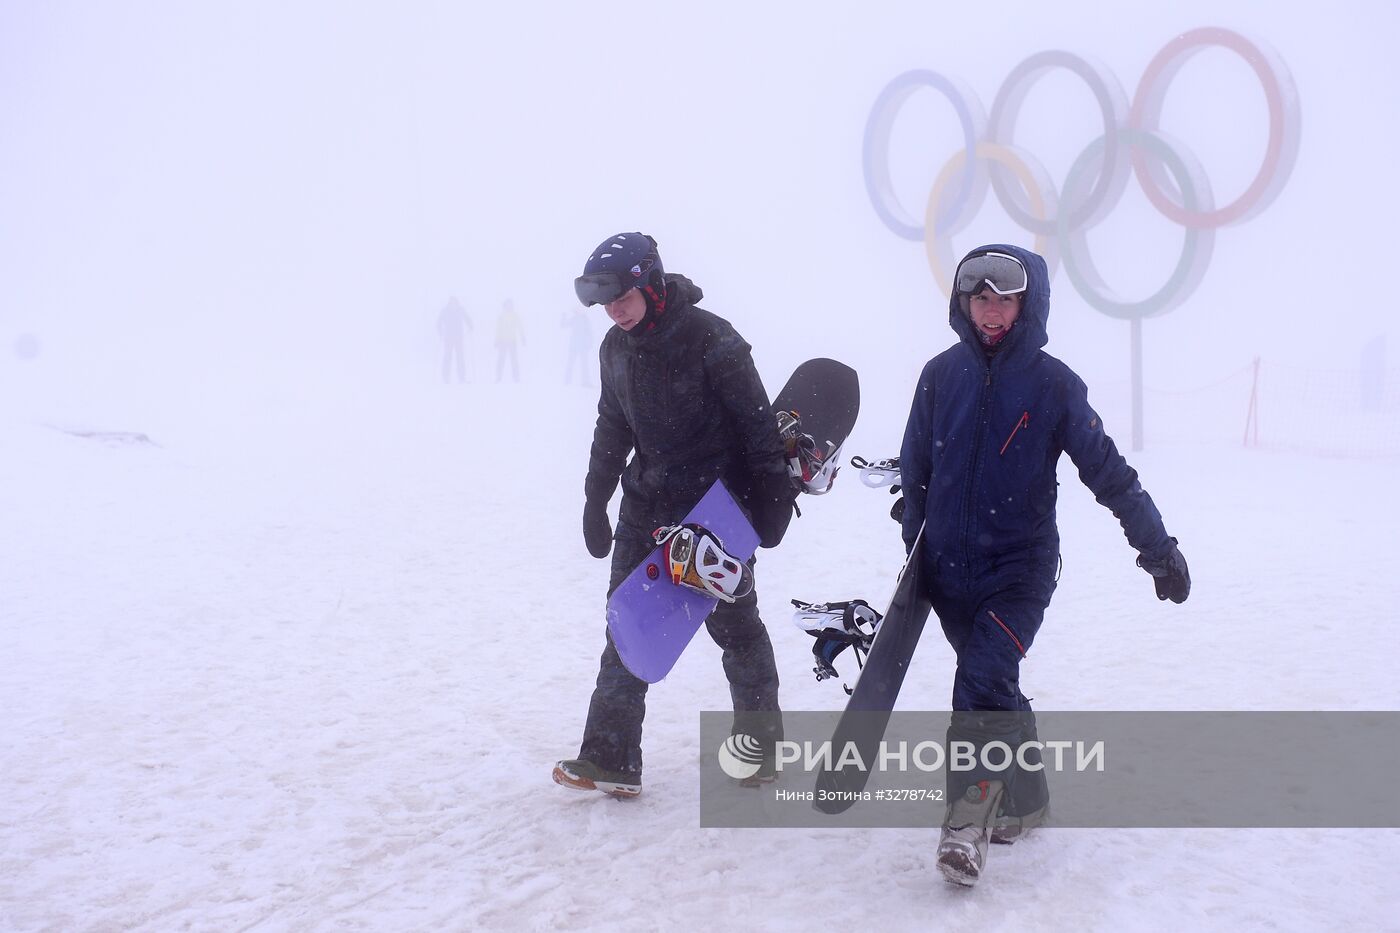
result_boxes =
[752,471,798,548]
[888,484,904,523]
[583,499,612,559]
[1137,540,1190,604]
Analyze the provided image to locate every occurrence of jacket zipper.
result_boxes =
[999,411,1029,456]
[988,610,1026,656]
[958,364,994,583]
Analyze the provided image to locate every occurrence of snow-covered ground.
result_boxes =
[3,363,1398,931]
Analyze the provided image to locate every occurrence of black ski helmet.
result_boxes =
[574,232,664,307]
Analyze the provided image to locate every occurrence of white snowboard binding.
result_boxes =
[652,523,753,603]
[777,409,843,495]
[851,454,900,488]
[791,598,883,692]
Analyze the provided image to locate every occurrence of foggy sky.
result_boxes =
[3,1,1397,430]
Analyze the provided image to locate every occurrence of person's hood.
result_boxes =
[625,272,702,343]
[947,243,1051,362]
[663,272,702,309]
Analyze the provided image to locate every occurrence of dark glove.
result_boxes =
[583,499,612,559]
[1137,540,1190,604]
[888,484,904,523]
[753,471,798,548]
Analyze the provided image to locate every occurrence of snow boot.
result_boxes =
[991,802,1048,845]
[552,759,642,799]
[737,757,777,788]
[937,780,1005,887]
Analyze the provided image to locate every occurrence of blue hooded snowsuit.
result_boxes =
[899,244,1175,811]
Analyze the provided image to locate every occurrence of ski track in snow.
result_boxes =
[2,377,1398,931]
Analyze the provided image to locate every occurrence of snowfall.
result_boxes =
[3,341,1398,933]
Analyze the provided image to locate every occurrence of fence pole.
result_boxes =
[1243,356,1261,447]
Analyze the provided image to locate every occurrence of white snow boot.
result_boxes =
[937,780,1005,887]
[991,802,1048,845]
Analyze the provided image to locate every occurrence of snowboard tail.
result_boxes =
[813,527,932,813]
[605,480,759,683]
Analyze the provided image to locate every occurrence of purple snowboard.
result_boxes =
[605,479,759,683]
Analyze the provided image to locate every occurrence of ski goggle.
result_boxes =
[574,273,632,307]
[573,256,657,307]
[954,251,1028,296]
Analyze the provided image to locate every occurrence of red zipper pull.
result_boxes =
[999,411,1030,456]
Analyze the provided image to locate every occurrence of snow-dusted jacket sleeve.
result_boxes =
[1061,374,1173,559]
[704,330,786,479]
[584,347,633,505]
[899,359,937,554]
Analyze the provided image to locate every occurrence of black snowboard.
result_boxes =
[771,358,860,491]
[813,526,934,814]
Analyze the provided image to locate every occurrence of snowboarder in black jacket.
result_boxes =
[553,232,795,798]
[900,244,1191,885]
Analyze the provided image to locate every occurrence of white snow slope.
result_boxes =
[3,369,1399,933]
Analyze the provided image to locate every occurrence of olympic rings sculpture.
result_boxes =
[864,27,1301,319]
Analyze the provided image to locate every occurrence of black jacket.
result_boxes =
[585,273,787,535]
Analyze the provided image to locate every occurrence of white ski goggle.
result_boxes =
[954,251,1028,296]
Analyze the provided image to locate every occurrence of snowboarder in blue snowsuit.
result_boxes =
[898,244,1191,887]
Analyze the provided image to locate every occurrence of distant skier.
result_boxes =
[899,245,1190,887]
[437,296,472,383]
[552,232,797,798]
[561,306,595,387]
[494,299,525,383]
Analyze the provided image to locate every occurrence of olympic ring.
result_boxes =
[1058,129,1215,319]
[1129,27,1302,228]
[925,142,1060,296]
[862,28,1300,320]
[987,50,1131,235]
[863,69,986,242]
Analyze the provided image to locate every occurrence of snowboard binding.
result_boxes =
[653,523,754,603]
[851,455,900,488]
[851,454,904,523]
[777,409,843,495]
[792,598,883,694]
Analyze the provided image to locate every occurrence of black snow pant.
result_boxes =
[578,528,782,776]
[930,579,1052,819]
